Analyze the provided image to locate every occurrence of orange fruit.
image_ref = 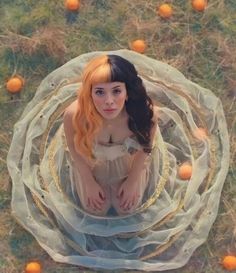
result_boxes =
[6,76,24,93]
[192,0,207,12]
[222,255,236,271]
[25,262,41,273]
[193,127,208,140]
[130,39,147,54]
[178,163,192,180]
[64,0,80,11]
[158,4,173,18]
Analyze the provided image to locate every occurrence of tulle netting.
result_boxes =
[7,50,230,271]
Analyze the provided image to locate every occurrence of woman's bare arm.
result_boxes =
[63,103,95,180]
[117,106,159,211]
[63,102,106,210]
[127,105,159,181]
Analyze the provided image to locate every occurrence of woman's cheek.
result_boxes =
[118,95,126,107]
[93,97,103,111]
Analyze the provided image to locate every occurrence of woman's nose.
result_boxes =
[105,94,114,105]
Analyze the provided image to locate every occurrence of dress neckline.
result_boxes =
[96,134,136,146]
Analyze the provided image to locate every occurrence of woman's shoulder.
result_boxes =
[152,105,159,123]
[64,100,78,120]
[63,100,79,132]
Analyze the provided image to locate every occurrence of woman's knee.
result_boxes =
[82,200,111,216]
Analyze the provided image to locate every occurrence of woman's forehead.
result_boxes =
[92,82,125,89]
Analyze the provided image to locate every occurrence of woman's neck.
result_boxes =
[103,108,128,127]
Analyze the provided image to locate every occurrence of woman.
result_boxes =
[63,55,159,215]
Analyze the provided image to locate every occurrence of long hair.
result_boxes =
[73,55,110,164]
[73,54,154,164]
[108,55,154,150]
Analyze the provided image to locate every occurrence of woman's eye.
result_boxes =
[113,89,121,95]
[95,90,104,96]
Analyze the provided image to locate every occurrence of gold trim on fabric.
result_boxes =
[203,136,217,191]
[31,193,54,225]
[36,168,49,191]
[48,136,63,193]
[137,141,169,212]
[140,231,183,260]
[117,199,184,238]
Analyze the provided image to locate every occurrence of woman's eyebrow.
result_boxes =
[94,87,104,90]
[94,85,121,90]
[111,85,121,89]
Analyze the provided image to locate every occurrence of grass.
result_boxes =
[0,0,235,272]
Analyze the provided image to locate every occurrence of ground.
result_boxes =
[0,0,235,272]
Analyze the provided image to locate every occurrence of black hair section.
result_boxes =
[108,54,154,151]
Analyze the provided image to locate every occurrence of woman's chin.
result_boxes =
[101,111,119,119]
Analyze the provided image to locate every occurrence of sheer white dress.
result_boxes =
[7,50,229,271]
[70,133,155,216]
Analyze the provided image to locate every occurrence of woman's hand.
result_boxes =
[82,179,106,211]
[117,178,141,212]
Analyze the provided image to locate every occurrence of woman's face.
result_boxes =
[91,82,127,121]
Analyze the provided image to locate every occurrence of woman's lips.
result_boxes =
[104,109,116,112]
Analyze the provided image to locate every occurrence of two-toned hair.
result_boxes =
[73,54,154,164]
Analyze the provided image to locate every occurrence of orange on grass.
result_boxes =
[25,261,41,273]
[193,127,208,140]
[222,255,236,271]
[192,0,207,12]
[130,39,147,54]
[158,4,173,18]
[178,162,192,180]
[6,76,24,94]
[64,0,80,11]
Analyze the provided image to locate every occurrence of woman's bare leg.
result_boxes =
[111,169,150,215]
[73,169,111,216]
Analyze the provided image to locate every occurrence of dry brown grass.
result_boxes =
[0,26,66,60]
[0,0,235,272]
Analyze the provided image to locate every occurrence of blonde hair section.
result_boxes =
[73,55,111,165]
